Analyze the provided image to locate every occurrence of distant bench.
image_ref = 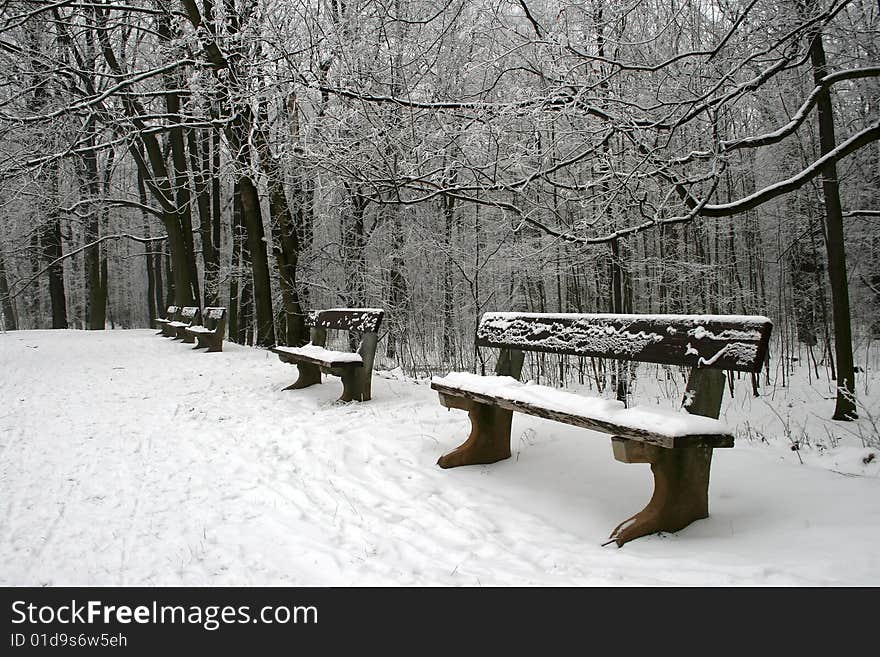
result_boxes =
[272,308,384,402]
[431,312,772,546]
[155,305,179,337]
[166,306,200,341]
[185,307,227,352]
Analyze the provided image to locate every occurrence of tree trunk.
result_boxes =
[442,189,456,362]
[385,206,408,360]
[255,97,309,347]
[808,19,857,420]
[42,209,68,329]
[238,175,274,346]
[0,250,18,330]
[79,132,107,330]
[189,128,221,308]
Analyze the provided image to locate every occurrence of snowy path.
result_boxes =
[1,330,878,585]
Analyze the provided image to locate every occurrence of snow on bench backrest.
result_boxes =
[180,306,199,320]
[165,305,179,316]
[309,308,385,333]
[476,312,773,373]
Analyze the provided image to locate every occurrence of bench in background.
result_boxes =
[272,308,384,402]
[155,305,179,337]
[431,312,773,546]
[184,307,227,352]
[166,306,200,342]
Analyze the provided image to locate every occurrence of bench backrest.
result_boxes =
[180,306,200,324]
[165,305,179,318]
[476,312,772,373]
[308,308,384,334]
[202,306,227,332]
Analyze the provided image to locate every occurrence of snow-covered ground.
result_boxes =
[1,329,878,586]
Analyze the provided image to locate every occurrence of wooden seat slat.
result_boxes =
[431,381,733,449]
[272,346,363,369]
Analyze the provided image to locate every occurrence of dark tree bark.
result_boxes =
[341,182,368,350]
[237,174,272,346]
[442,187,456,362]
[163,242,174,307]
[79,124,107,330]
[42,161,68,329]
[0,250,18,330]
[255,96,309,347]
[385,205,408,360]
[189,128,221,308]
[807,14,857,420]
[137,170,158,324]
[229,181,255,345]
[145,237,157,325]
[210,128,223,306]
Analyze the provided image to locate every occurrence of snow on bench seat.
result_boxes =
[273,344,364,368]
[431,371,733,449]
[186,326,214,334]
[167,320,190,328]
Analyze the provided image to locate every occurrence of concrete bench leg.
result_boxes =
[333,332,378,402]
[609,440,712,546]
[206,335,223,353]
[182,331,196,344]
[609,367,726,546]
[338,368,368,402]
[437,395,513,468]
[283,362,322,391]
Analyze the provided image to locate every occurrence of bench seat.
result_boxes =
[431,372,733,449]
[185,325,214,334]
[167,320,189,328]
[272,344,364,369]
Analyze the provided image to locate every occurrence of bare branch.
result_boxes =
[8,233,167,301]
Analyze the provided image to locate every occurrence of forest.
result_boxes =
[1,0,878,421]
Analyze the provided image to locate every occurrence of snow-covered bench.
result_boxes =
[166,306,200,341]
[271,308,385,402]
[155,305,179,337]
[431,312,773,546]
[184,306,227,352]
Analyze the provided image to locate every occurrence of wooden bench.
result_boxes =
[271,308,384,402]
[155,305,179,337]
[431,312,773,546]
[166,306,200,342]
[184,307,227,352]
